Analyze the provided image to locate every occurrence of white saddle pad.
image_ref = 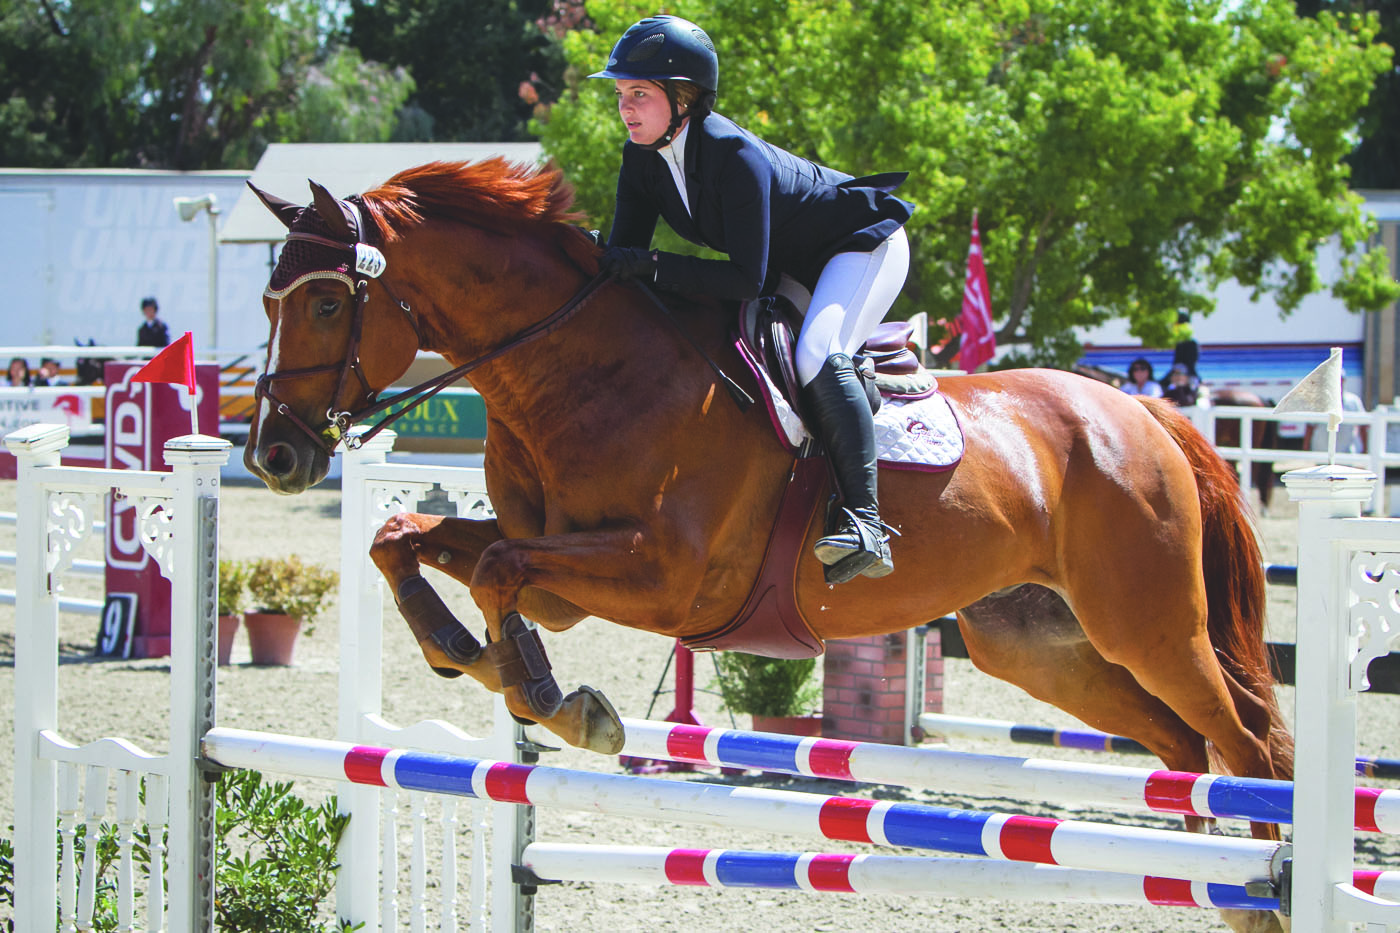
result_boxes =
[873,392,964,471]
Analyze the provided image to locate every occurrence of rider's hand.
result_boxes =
[600,246,657,281]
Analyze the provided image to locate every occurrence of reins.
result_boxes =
[257,195,750,455]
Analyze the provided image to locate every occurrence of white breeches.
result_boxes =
[793,228,910,386]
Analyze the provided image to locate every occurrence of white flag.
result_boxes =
[1273,347,1344,462]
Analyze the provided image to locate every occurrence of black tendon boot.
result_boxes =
[801,354,894,583]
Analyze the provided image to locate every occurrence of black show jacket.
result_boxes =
[607,112,914,301]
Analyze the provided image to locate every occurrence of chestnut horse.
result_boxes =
[244,161,1290,901]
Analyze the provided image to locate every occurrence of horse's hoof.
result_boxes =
[569,685,624,755]
[1219,907,1286,933]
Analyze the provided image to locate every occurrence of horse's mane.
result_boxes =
[359,158,586,242]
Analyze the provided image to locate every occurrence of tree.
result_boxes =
[537,0,1399,367]
[344,0,569,142]
[1298,0,1400,189]
[0,0,414,169]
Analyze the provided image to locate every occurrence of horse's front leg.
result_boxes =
[470,525,697,754]
[370,513,506,677]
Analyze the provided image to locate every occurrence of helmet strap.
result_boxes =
[639,83,687,151]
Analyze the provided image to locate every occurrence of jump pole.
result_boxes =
[518,843,1400,912]
[202,727,1289,888]
[617,718,1400,834]
[918,712,1400,781]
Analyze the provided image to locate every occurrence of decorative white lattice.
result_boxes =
[367,483,428,527]
[44,490,102,584]
[137,497,177,582]
[1347,551,1400,692]
[444,487,493,520]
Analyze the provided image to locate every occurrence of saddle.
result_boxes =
[681,299,956,660]
[737,297,937,432]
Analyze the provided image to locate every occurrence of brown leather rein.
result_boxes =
[255,225,612,456]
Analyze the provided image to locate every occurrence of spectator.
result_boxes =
[1120,357,1163,397]
[33,358,65,386]
[1162,363,1200,407]
[137,296,170,348]
[7,357,31,387]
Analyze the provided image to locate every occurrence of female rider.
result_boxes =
[591,14,914,584]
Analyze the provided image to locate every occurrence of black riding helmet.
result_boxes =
[589,14,718,149]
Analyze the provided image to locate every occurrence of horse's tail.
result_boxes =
[1141,398,1295,779]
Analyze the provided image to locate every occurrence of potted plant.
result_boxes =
[242,555,339,666]
[217,559,250,665]
[713,652,823,736]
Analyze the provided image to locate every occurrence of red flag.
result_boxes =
[131,331,196,393]
[957,213,996,374]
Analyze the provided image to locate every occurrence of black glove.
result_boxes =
[600,245,657,281]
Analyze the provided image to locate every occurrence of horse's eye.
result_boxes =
[317,298,341,318]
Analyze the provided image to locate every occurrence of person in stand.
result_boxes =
[1168,309,1202,395]
[590,14,914,584]
[136,296,170,348]
[1120,357,1162,397]
[32,358,65,386]
[1162,363,1201,407]
[6,357,31,386]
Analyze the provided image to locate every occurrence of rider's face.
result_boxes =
[615,80,676,146]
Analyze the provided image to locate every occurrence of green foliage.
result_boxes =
[219,559,251,617]
[214,770,356,933]
[0,0,413,169]
[1299,0,1400,188]
[244,555,339,632]
[0,775,355,933]
[343,0,570,142]
[0,834,12,932]
[539,0,1399,367]
[713,652,821,718]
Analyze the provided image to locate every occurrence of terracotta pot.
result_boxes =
[243,612,302,666]
[217,614,241,666]
[750,713,823,737]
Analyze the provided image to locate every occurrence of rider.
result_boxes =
[591,14,915,584]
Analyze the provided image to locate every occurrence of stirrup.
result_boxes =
[814,508,895,584]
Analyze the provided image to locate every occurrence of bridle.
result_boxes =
[255,197,611,456]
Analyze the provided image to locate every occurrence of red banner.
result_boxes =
[957,213,996,373]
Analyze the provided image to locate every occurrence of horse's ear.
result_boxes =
[247,181,301,229]
[308,180,356,241]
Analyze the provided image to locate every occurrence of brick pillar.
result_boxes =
[821,633,907,744]
[822,626,945,745]
[923,624,944,719]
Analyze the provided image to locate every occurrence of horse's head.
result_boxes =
[244,179,420,494]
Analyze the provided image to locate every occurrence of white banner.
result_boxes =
[0,388,93,436]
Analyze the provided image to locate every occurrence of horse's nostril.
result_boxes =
[264,442,297,476]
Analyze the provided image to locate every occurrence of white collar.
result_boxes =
[656,121,691,215]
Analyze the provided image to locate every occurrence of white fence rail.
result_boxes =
[10,423,1400,931]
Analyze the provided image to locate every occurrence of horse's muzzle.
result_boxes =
[245,435,329,495]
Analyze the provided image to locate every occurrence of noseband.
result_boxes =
[256,199,611,456]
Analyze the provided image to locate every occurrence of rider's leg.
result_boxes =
[796,229,909,583]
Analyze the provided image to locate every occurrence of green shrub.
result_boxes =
[0,773,356,933]
[712,652,821,717]
[218,559,251,616]
[214,770,356,932]
[244,555,339,633]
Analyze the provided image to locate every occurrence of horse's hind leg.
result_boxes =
[960,589,1286,933]
[958,587,1213,776]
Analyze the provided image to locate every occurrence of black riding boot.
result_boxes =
[801,353,893,583]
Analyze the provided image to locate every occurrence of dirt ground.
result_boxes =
[1,476,1397,933]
